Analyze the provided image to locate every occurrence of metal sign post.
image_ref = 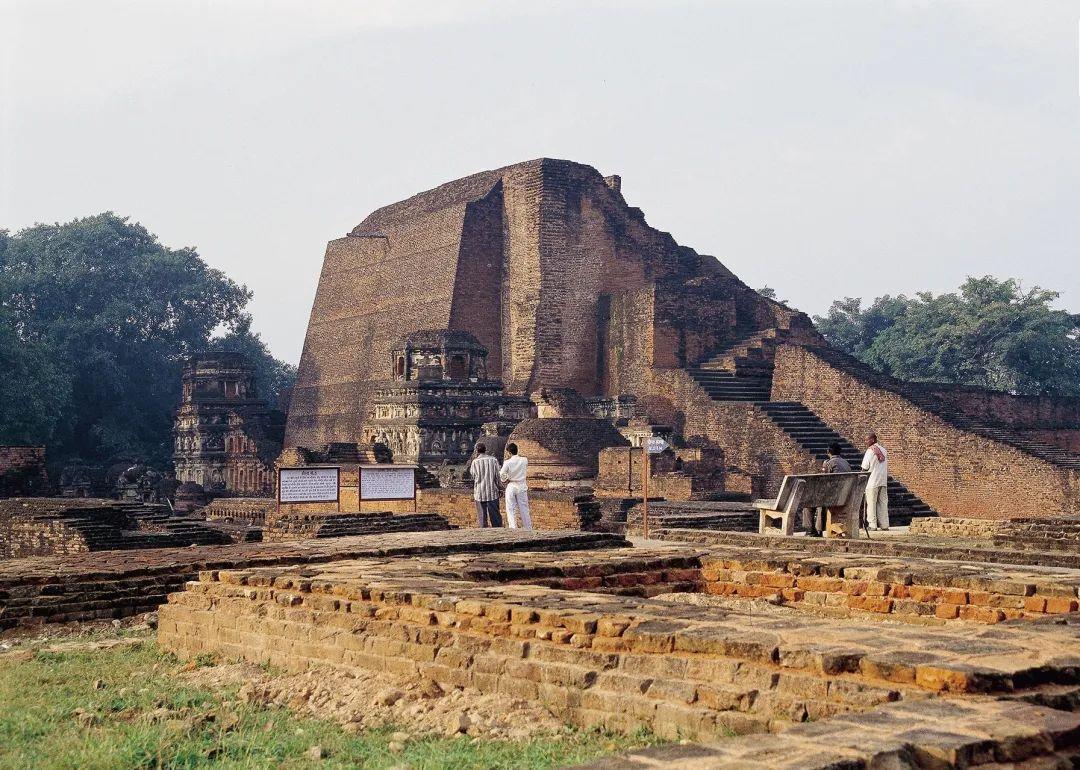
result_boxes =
[642,437,669,540]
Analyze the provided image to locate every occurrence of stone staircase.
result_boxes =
[1,499,237,553]
[686,327,787,401]
[757,402,937,525]
[697,327,792,377]
[684,370,772,402]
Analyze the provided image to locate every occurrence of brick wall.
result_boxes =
[771,345,1080,518]
[908,517,1002,540]
[1016,429,1080,453]
[922,386,1080,429]
[202,498,275,526]
[0,446,48,497]
[646,369,819,498]
[417,487,590,529]
[0,513,90,558]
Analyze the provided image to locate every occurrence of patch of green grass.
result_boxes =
[0,638,656,769]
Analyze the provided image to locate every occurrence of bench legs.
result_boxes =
[824,504,862,539]
[758,509,796,536]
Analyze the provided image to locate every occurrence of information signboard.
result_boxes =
[278,466,340,503]
[359,465,417,501]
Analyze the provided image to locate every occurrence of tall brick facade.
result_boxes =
[286,158,809,449]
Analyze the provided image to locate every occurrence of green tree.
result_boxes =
[0,213,269,467]
[814,276,1080,396]
[212,315,297,410]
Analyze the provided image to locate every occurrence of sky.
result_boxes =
[2,0,1077,363]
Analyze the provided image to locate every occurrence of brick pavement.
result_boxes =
[159,545,1080,753]
[0,529,624,629]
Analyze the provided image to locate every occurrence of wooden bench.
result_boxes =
[753,472,870,538]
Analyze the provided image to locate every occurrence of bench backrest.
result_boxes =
[775,472,869,511]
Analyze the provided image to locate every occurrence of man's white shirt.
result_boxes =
[499,455,528,485]
[860,444,888,488]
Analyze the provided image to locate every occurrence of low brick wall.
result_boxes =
[909,517,1003,540]
[465,543,1080,625]
[417,487,595,529]
[0,498,125,558]
[697,550,1080,624]
[771,345,1080,518]
[202,498,275,526]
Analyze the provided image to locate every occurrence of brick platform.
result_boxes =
[0,529,624,630]
[158,547,1080,749]
[573,695,1080,768]
[651,527,1080,569]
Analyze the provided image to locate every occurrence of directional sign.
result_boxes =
[646,437,670,454]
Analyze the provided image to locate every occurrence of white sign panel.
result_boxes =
[360,465,416,501]
[278,466,340,503]
[646,437,670,454]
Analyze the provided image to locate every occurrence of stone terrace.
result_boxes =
[158,545,1080,758]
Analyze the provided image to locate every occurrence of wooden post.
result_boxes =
[642,445,650,540]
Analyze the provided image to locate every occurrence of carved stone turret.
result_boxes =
[362,331,531,466]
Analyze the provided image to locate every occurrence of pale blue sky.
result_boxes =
[2,0,1077,362]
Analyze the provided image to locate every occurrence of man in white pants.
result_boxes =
[860,432,889,531]
[499,442,532,530]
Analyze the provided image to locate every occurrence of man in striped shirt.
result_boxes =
[470,444,502,528]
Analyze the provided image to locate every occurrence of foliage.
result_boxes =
[0,213,292,469]
[212,316,297,410]
[0,634,651,769]
[813,276,1080,396]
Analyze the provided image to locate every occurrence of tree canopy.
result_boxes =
[0,213,296,469]
[813,276,1080,397]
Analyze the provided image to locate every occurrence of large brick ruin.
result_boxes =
[3,159,1080,769]
[286,157,1079,521]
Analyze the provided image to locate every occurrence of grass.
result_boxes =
[0,634,657,769]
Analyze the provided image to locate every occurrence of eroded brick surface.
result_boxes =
[158,545,1080,750]
[0,529,625,629]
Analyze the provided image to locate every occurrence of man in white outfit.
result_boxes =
[499,442,532,530]
[860,432,889,531]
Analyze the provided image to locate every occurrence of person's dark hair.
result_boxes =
[506,443,518,455]
[476,443,486,454]
[828,442,842,456]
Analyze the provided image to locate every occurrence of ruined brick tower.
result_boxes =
[287,158,814,449]
[174,352,284,497]
[288,158,1080,519]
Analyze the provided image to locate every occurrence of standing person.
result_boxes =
[806,442,852,536]
[499,442,532,530]
[861,433,889,531]
[469,444,502,528]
